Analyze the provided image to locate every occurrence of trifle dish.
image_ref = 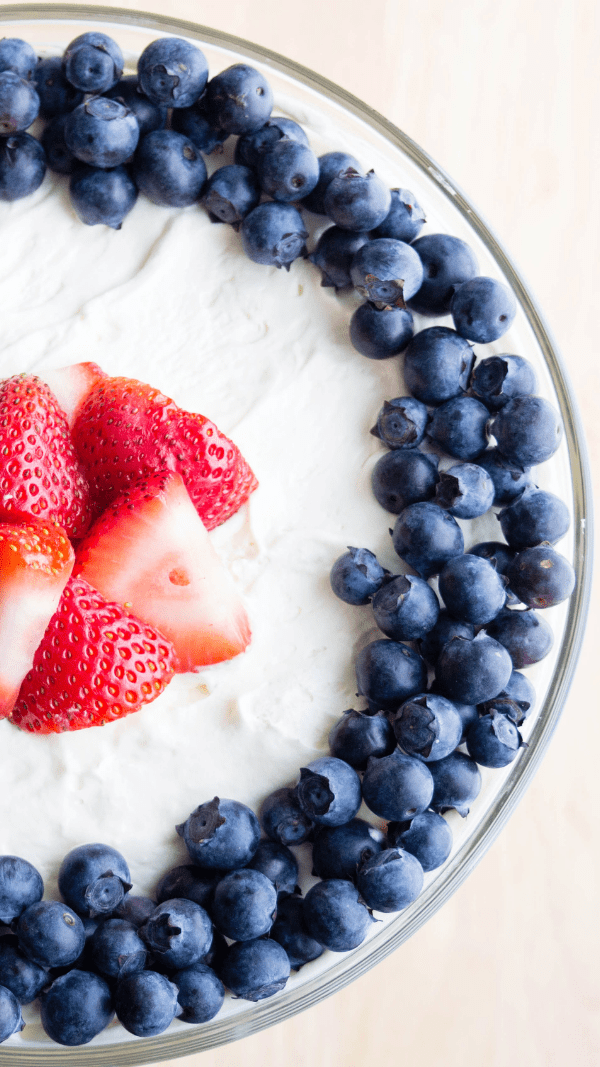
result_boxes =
[0,8,591,1063]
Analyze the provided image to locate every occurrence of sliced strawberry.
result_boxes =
[74,471,251,672]
[0,374,92,538]
[72,375,257,530]
[10,577,177,734]
[41,361,107,429]
[0,521,74,718]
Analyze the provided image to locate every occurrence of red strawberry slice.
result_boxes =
[72,375,257,530]
[10,576,177,734]
[0,521,74,719]
[41,361,107,428]
[0,374,92,538]
[74,471,251,672]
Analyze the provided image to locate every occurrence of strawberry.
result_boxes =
[40,361,107,429]
[74,471,251,672]
[0,374,92,538]
[10,577,177,734]
[72,375,257,530]
[0,521,74,719]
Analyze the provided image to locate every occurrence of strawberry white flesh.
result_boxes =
[41,361,107,429]
[75,472,251,672]
[0,522,74,717]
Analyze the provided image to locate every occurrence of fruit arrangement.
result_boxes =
[0,29,579,1050]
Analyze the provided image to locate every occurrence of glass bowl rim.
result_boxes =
[0,4,593,1063]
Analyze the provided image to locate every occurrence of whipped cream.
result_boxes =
[0,43,574,1049]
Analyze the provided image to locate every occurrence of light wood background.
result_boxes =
[51,1,600,1064]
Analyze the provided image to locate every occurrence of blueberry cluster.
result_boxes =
[0,30,578,1048]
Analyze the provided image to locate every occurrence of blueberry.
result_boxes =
[350,303,414,359]
[356,848,424,913]
[201,163,259,227]
[372,573,440,641]
[408,234,479,316]
[40,969,112,1045]
[328,708,396,770]
[500,669,536,715]
[176,797,261,871]
[330,546,387,605]
[219,938,290,1000]
[58,843,131,918]
[64,97,139,168]
[355,638,427,712]
[451,276,516,343]
[204,64,273,134]
[137,37,208,108]
[469,541,519,604]
[115,970,179,1036]
[155,865,218,912]
[246,839,298,894]
[434,463,495,519]
[0,38,37,80]
[438,553,507,625]
[89,918,146,978]
[492,396,563,466]
[241,201,308,268]
[132,129,206,207]
[311,818,385,881]
[476,448,532,506]
[301,150,362,214]
[418,609,474,666]
[0,856,43,924]
[70,164,138,229]
[0,935,47,1003]
[143,899,213,971]
[235,117,308,168]
[371,396,428,450]
[41,115,77,174]
[296,756,362,827]
[435,632,513,705]
[16,901,85,969]
[391,502,464,579]
[392,692,462,762]
[486,607,554,667]
[498,487,570,549]
[466,712,524,768]
[371,449,439,514]
[0,985,23,1043]
[260,787,314,846]
[428,751,482,817]
[478,692,531,727]
[113,895,157,927]
[507,545,576,609]
[303,880,374,951]
[371,187,426,243]
[269,894,324,971]
[171,103,227,154]
[403,326,474,405]
[470,354,537,410]
[350,238,424,306]
[0,71,39,133]
[427,396,490,461]
[212,869,278,941]
[172,963,224,1023]
[324,168,391,232]
[63,32,123,94]
[106,75,167,135]
[362,749,434,821]
[387,811,453,872]
[258,139,319,202]
[33,56,83,118]
[310,226,368,290]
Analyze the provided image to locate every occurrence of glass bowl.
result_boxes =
[0,5,592,1064]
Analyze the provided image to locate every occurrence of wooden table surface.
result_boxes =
[50,1,600,1064]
